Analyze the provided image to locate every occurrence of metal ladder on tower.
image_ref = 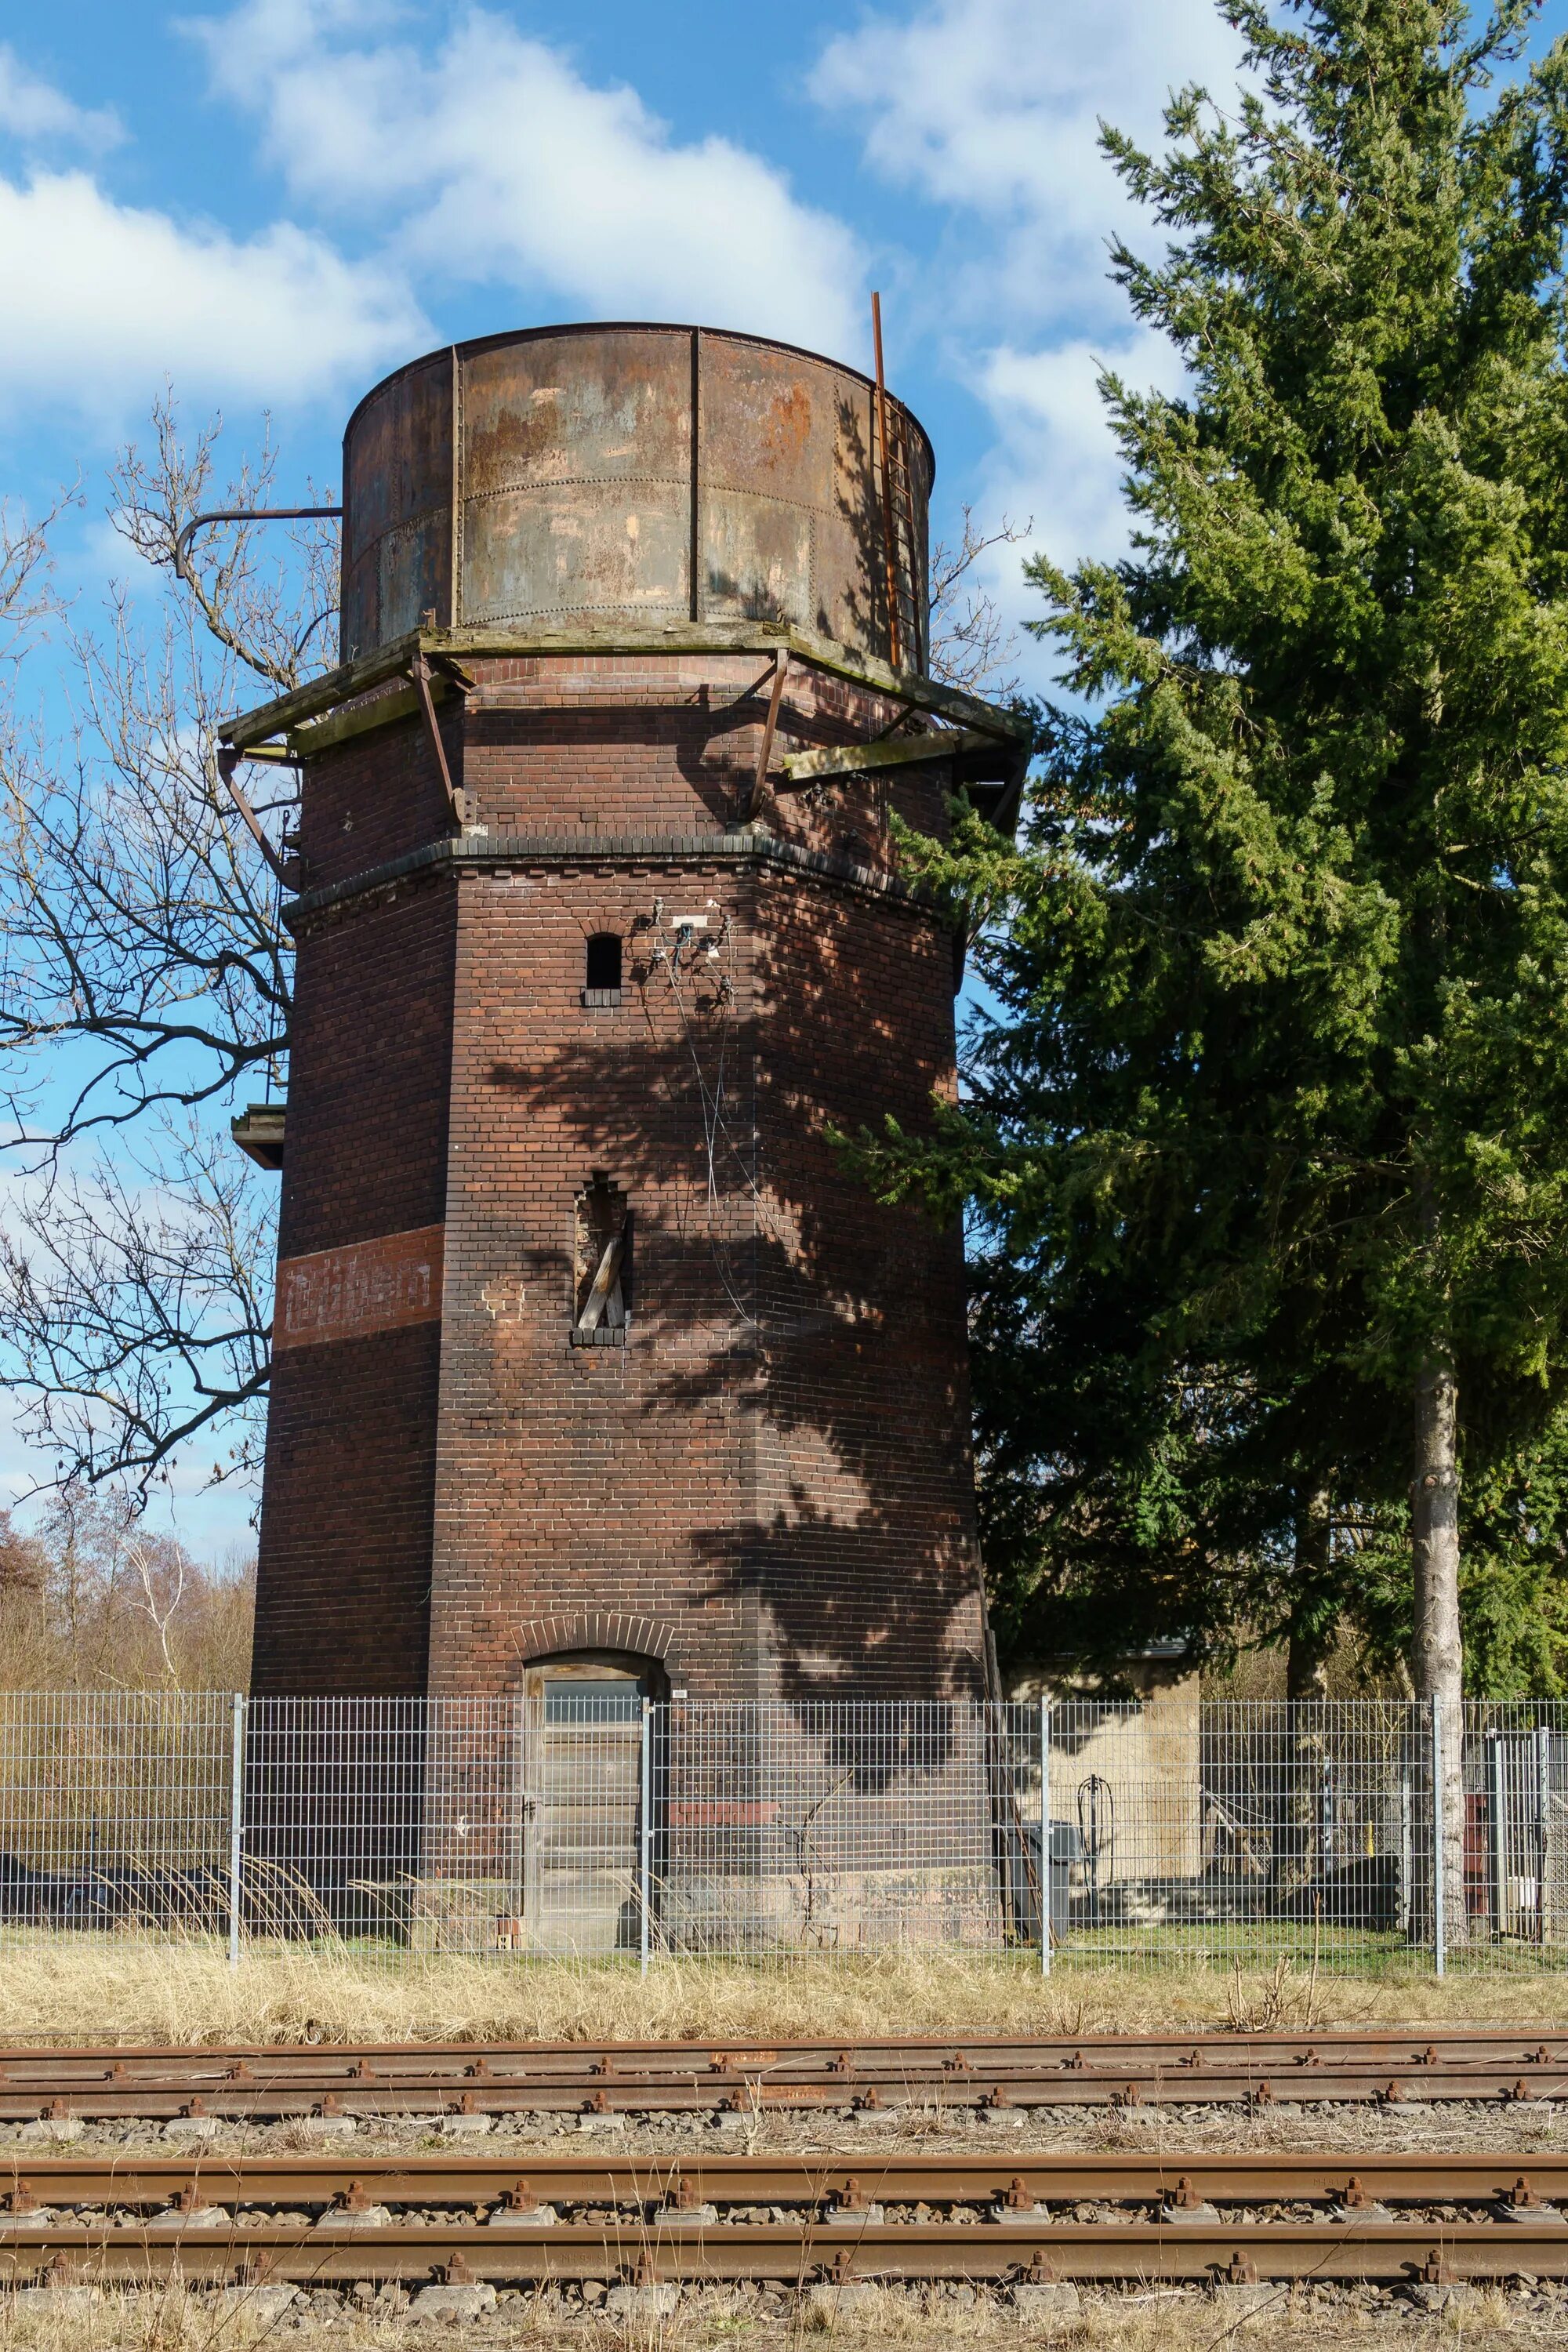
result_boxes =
[872,293,924,676]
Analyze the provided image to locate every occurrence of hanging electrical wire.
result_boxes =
[637,895,760,1329]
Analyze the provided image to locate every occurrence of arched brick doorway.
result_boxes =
[516,1652,665,1955]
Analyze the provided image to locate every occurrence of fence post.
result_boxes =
[228,1693,245,1972]
[1431,1691,1446,1978]
[1537,1722,1552,1947]
[1039,1694,1051,1976]
[1488,1730,1507,1943]
[639,1697,652,1978]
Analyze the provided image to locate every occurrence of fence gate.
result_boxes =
[1464,1724,1559,1944]
[517,1664,645,1956]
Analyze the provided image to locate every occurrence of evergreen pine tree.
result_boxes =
[860,0,1568,1921]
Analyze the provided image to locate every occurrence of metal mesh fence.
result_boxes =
[0,1692,1566,1969]
[0,1691,231,1933]
[1453,1701,1568,1968]
[1041,1698,1435,1968]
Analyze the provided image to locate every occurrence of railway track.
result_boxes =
[0,2030,1565,2118]
[1,2151,1567,2284]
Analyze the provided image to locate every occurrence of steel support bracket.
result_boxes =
[215,748,293,889]
[744,648,790,823]
[409,650,470,832]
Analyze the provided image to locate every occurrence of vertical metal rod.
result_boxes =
[1399,1771,1413,1941]
[228,1693,245,1972]
[639,1697,652,1978]
[689,327,702,624]
[449,343,463,631]
[1039,1693,1051,1976]
[1489,1731,1507,1944]
[1537,1722,1552,1946]
[870,292,903,673]
[1431,1691,1446,1977]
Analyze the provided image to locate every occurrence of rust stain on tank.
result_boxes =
[340,325,931,667]
[467,390,565,480]
[761,380,813,461]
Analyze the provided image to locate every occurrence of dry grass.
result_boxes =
[1,1935,1567,2048]
[0,2282,1548,2352]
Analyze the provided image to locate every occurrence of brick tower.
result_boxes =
[230,325,1027,1705]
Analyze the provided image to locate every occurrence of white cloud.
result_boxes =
[0,45,122,151]
[959,332,1185,691]
[0,171,425,420]
[187,0,865,358]
[809,0,1239,676]
[811,0,1243,334]
[979,335,1181,567]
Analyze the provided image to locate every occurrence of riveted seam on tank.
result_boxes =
[463,600,692,625]
[460,474,689,500]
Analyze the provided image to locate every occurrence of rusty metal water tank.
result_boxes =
[339,324,933,673]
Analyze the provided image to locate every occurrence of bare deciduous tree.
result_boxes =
[0,397,336,1505]
[926,506,1032,699]
[0,1490,253,1690]
[1,1116,275,1491]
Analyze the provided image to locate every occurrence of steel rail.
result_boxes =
[1,2220,1566,2288]
[5,2153,1568,2288]
[9,2030,1563,2063]
[4,2151,1568,2204]
[0,2032,1566,2116]
[0,2072,1555,2118]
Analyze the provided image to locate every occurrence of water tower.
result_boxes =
[224,324,1027,1708]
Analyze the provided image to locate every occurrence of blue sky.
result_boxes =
[0,0,1273,649]
[3,0,1566,1554]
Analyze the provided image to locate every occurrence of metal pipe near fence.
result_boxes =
[638,1695,652,1978]
[227,1694,245,1972]
[1039,1693,1050,1977]
[1432,1691,1446,1978]
[1489,1730,1506,1942]
[1538,1722,1552,1946]
[1399,1770,1413,1940]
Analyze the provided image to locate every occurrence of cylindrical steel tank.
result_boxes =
[339,324,933,673]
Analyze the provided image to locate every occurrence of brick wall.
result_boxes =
[252,650,987,1700]
[250,855,457,1696]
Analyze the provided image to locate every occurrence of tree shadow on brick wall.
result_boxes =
[487,838,988,1730]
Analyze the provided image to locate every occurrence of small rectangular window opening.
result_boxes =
[572,1177,630,1347]
[583,932,622,1007]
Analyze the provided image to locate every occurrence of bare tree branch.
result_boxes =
[129,1528,187,1687]
[0,594,291,1151]
[0,397,335,1507]
[0,485,78,670]
[110,394,338,693]
[0,1116,274,1498]
[927,506,1033,699]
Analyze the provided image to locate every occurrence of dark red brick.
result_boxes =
[251,652,987,1699]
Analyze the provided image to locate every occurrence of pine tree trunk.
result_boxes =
[1277,1486,1331,1898]
[1287,1485,1334,1704]
[1412,1352,1465,1949]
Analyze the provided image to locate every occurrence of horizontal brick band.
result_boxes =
[274,1223,445,1351]
[284,829,940,930]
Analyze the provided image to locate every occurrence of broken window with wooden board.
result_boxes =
[572,1175,630,1346]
